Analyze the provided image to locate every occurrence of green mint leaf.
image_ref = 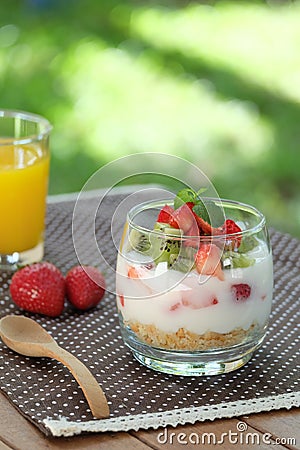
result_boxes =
[204,200,224,227]
[192,202,210,224]
[174,188,197,209]
[196,187,207,198]
[174,188,222,227]
[174,187,208,209]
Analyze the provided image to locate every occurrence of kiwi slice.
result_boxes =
[221,251,255,269]
[154,222,169,232]
[127,228,151,253]
[169,254,195,272]
[180,245,198,260]
[238,235,259,253]
[149,232,181,265]
[153,222,182,236]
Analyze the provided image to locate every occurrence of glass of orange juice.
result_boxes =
[0,110,52,269]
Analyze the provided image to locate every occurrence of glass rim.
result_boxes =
[127,197,266,240]
[0,109,52,145]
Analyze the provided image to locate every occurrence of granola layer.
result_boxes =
[127,321,256,351]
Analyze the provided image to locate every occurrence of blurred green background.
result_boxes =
[0,0,299,237]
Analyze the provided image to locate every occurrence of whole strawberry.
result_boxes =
[65,265,106,310]
[10,262,65,317]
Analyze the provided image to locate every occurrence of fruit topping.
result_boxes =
[131,187,257,273]
[222,219,242,235]
[66,265,106,311]
[221,251,255,269]
[193,213,214,235]
[238,235,259,253]
[128,228,151,253]
[220,219,242,249]
[174,186,206,208]
[169,254,195,272]
[157,204,175,224]
[174,188,224,227]
[195,243,224,281]
[231,283,251,302]
[149,232,181,265]
[10,262,65,317]
[154,222,182,235]
[157,202,196,233]
[169,202,196,232]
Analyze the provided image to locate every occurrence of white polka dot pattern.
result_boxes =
[0,196,299,437]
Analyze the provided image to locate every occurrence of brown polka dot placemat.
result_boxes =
[0,193,299,437]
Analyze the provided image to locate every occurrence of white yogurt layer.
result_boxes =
[116,243,273,335]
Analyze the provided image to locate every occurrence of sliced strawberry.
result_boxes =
[220,219,242,247]
[193,213,214,235]
[182,295,219,309]
[168,214,180,229]
[231,283,251,302]
[184,221,200,247]
[195,243,224,281]
[127,266,140,278]
[184,202,195,210]
[157,205,180,229]
[157,205,175,224]
[127,265,150,280]
[170,202,196,232]
[223,219,242,234]
[157,202,196,232]
[119,294,125,307]
[169,302,181,311]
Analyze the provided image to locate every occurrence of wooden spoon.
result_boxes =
[0,315,109,419]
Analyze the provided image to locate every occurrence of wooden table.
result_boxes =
[1,191,299,449]
[0,390,299,449]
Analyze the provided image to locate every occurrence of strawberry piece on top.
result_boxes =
[157,205,175,224]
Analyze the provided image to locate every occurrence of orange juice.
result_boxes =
[0,144,49,254]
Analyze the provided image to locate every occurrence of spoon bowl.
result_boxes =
[0,315,110,419]
[0,315,54,356]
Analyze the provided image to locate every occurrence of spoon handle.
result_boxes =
[47,343,109,419]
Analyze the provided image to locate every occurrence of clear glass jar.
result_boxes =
[116,198,273,376]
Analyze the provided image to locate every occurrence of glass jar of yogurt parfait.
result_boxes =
[116,191,273,376]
